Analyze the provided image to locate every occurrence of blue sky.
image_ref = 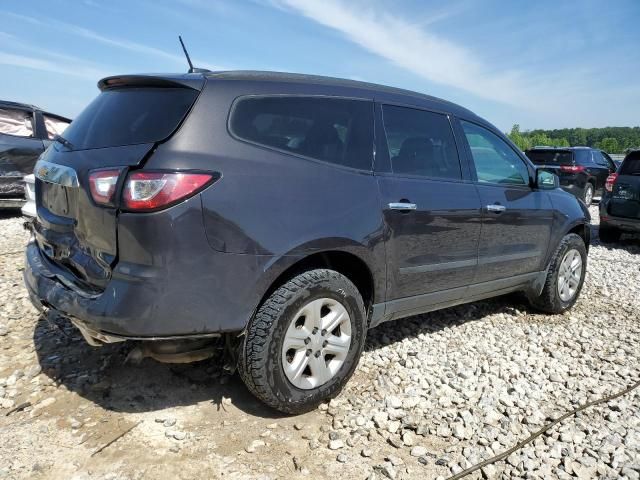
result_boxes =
[1,0,638,131]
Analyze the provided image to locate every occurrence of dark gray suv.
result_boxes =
[24,71,590,413]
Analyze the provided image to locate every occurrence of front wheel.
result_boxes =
[528,233,587,314]
[238,269,366,414]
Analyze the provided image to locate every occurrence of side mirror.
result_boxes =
[536,169,559,190]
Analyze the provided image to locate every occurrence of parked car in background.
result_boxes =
[525,146,617,205]
[24,71,590,413]
[0,100,70,209]
[599,150,640,242]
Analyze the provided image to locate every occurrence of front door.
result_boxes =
[377,104,482,306]
[459,120,553,284]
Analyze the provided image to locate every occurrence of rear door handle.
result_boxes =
[486,204,506,213]
[389,202,417,211]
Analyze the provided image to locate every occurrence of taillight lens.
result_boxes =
[605,173,618,192]
[123,172,213,211]
[89,169,121,206]
[559,165,586,173]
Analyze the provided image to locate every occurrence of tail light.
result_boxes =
[123,172,214,211]
[605,173,618,192]
[89,169,121,206]
[560,165,586,173]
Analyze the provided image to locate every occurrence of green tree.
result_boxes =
[507,124,531,151]
[597,137,620,153]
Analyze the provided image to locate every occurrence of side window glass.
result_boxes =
[230,96,374,171]
[381,105,461,180]
[43,115,70,140]
[461,121,529,185]
[0,108,34,137]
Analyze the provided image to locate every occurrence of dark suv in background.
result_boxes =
[525,146,617,205]
[24,71,590,413]
[0,100,70,208]
[599,150,640,242]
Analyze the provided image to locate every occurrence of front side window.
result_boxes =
[0,108,34,137]
[230,96,373,171]
[462,121,529,186]
[381,105,461,179]
[44,115,70,140]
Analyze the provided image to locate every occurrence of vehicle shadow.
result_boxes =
[33,295,531,418]
[592,223,640,254]
[0,209,23,219]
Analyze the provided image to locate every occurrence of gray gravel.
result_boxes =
[1,205,639,479]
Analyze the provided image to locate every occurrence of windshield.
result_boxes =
[62,87,198,150]
[525,150,574,165]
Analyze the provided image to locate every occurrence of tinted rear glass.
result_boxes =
[62,87,198,150]
[525,150,574,165]
[620,154,640,175]
[230,96,374,171]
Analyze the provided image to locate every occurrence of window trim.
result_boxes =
[375,101,466,183]
[458,118,534,190]
[0,107,37,139]
[226,94,376,174]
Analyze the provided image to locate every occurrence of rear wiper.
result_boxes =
[53,134,73,149]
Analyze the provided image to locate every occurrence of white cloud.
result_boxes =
[274,0,640,127]
[0,51,107,79]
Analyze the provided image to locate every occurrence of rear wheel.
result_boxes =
[583,183,594,205]
[528,233,587,314]
[599,226,622,243]
[238,269,366,414]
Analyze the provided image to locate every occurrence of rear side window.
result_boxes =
[381,105,461,180]
[525,150,573,165]
[0,108,34,137]
[229,96,374,171]
[43,115,70,140]
[62,87,198,150]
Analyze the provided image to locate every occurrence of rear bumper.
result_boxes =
[24,236,283,340]
[600,215,640,232]
[599,198,640,232]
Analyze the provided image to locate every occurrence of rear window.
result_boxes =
[229,96,374,171]
[620,153,640,175]
[525,150,574,165]
[62,87,198,150]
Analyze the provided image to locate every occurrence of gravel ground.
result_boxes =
[0,205,639,480]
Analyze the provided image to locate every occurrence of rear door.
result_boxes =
[0,107,44,196]
[34,81,200,291]
[609,154,640,219]
[376,104,482,308]
[460,120,553,284]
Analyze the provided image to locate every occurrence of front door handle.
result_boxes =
[486,204,506,214]
[389,202,417,211]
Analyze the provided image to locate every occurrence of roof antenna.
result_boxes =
[178,35,210,74]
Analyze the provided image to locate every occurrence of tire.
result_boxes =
[238,269,366,414]
[528,233,587,314]
[599,226,621,243]
[583,183,594,205]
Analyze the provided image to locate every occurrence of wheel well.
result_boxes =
[261,251,375,311]
[568,224,590,252]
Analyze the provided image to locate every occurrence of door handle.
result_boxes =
[486,204,506,213]
[389,202,417,211]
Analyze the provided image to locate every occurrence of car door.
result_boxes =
[458,120,553,285]
[0,107,45,196]
[376,103,482,309]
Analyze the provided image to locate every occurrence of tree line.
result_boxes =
[506,125,640,154]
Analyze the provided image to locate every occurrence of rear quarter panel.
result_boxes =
[143,78,387,303]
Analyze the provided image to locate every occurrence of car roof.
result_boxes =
[0,99,42,112]
[0,99,72,122]
[205,70,481,120]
